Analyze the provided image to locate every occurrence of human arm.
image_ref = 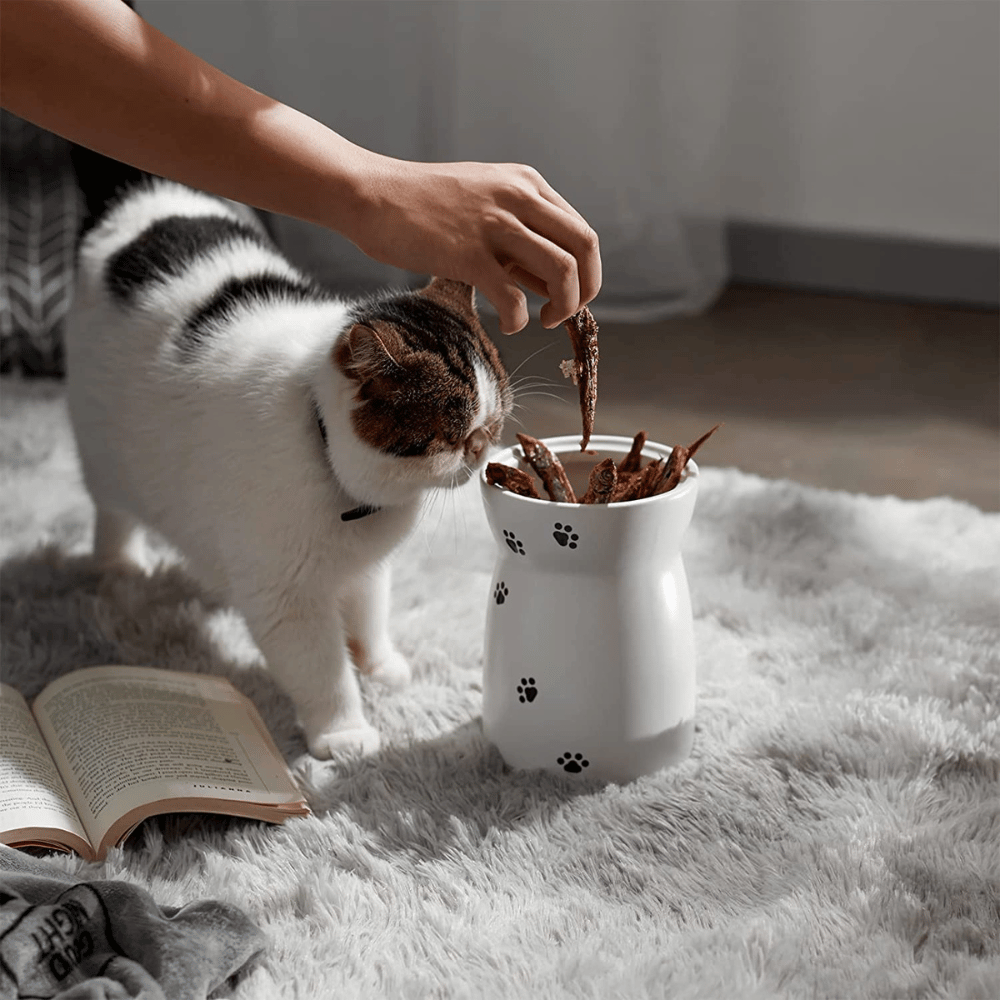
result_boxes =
[0,0,600,332]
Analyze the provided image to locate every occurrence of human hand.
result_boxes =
[0,1,598,334]
[344,157,602,334]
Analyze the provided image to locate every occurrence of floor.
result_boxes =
[495,284,999,512]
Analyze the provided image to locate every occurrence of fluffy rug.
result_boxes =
[2,374,998,999]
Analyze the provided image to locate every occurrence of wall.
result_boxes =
[722,0,999,247]
[140,0,999,304]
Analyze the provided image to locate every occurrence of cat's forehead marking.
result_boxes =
[473,359,499,426]
[343,287,511,459]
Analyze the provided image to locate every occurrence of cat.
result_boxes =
[65,176,513,758]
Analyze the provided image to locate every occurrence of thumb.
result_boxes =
[478,265,530,335]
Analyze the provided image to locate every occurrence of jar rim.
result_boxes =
[482,434,699,510]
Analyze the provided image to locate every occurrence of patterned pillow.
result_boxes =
[0,110,83,378]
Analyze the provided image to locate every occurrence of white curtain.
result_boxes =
[142,0,735,320]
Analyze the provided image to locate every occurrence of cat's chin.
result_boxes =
[328,446,481,507]
[331,467,434,509]
[345,470,475,507]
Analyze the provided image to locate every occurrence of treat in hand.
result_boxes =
[560,306,600,451]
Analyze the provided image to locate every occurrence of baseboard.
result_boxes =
[727,221,1000,309]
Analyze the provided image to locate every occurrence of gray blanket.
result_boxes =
[0,846,263,1000]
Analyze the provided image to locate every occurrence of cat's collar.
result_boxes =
[314,406,382,522]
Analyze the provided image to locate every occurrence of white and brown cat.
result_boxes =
[65,177,512,757]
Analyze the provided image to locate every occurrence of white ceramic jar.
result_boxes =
[480,434,698,784]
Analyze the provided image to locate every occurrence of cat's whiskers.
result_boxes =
[507,388,570,429]
[512,389,568,405]
[415,483,461,559]
[445,477,466,557]
[510,376,561,394]
[507,341,558,380]
[510,370,570,415]
[417,482,448,534]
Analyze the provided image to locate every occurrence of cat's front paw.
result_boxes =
[348,639,412,688]
[306,721,381,759]
[364,648,411,689]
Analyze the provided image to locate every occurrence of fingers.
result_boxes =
[497,167,602,328]
[505,263,548,299]
[494,216,600,330]
[516,196,602,322]
[532,171,589,225]
[478,263,530,335]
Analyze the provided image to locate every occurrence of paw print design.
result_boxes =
[494,582,509,605]
[503,530,525,555]
[517,677,537,703]
[553,523,579,549]
[557,752,590,774]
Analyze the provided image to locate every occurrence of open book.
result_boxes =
[1,665,310,860]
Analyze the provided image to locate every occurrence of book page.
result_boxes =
[0,683,91,853]
[32,666,305,850]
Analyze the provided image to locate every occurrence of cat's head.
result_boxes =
[322,278,513,507]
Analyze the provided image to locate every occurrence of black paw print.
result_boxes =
[494,582,509,605]
[553,523,579,549]
[557,752,590,773]
[517,677,537,703]
[503,530,525,555]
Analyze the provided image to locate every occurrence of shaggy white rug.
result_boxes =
[1,374,998,999]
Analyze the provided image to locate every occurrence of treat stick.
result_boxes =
[611,472,642,503]
[653,423,722,496]
[516,433,576,503]
[618,430,647,474]
[485,463,542,499]
[612,458,662,503]
[608,432,649,501]
[580,457,618,504]
[655,446,689,495]
[561,306,599,451]
[635,458,666,499]
[685,422,723,461]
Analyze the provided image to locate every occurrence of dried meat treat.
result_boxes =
[611,458,662,503]
[516,433,576,503]
[611,469,644,503]
[580,457,618,504]
[618,431,647,475]
[485,463,542,499]
[636,458,666,498]
[685,422,722,461]
[561,306,599,451]
[652,423,722,496]
[559,359,578,381]
[655,446,689,496]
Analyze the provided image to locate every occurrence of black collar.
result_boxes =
[314,408,382,522]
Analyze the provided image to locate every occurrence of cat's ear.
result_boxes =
[334,323,405,379]
[420,277,478,317]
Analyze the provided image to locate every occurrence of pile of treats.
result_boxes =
[486,306,720,505]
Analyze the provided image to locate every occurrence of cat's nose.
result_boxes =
[464,428,489,466]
